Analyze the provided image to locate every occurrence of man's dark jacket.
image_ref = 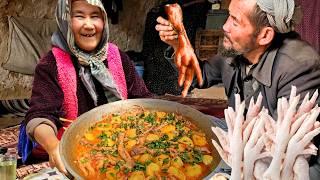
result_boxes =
[200,32,320,117]
[199,32,320,179]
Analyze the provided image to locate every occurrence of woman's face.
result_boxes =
[71,0,104,52]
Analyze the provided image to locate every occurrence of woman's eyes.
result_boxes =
[72,14,84,18]
[73,15,101,19]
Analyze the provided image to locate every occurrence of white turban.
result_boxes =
[256,0,302,33]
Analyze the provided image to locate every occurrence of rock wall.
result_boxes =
[0,0,159,99]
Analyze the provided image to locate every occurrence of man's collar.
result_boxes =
[251,47,279,87]
[226,47,279,87]
[224,45,279,87]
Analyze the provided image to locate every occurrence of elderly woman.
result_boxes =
[18,0,152,173]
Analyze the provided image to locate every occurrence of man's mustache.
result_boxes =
[223,33,231,42]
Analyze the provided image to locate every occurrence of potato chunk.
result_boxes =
[139,154,153,163]
[146,162,160,176]
[192,134,207,146]
[171,156,184,168]
[178,136,194,147]
[146,134,160,142]
[185,164,202,177]
[126,129,137,138]
[161,125,176,134]
[126,140,137,150]
[168,166,186,180]
[84,133,95,141]
[154,154,171,168]
[128,171,145,180]
[203,155,213,165]
[156,111,167,119]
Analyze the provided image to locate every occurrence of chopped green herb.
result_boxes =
[90,149,98,155]
[147,141,170,149]
[193,149,203,164]
[114,164,120,170]
[133,162,146,171]
[110,172,115,177]
[99,167,107,173]
[79,158,88,164]
[160,134,169,141]
[144,114,156,124]
[124,167,130,174]
[163,158,170,164]
[127,116,135,121]
[98,132,109,140]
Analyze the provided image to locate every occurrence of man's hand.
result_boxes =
[155,16,179,50]
[160,4,203,97]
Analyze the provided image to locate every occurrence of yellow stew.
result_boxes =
[75,109,214,180]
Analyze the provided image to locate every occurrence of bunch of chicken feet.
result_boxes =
[212,86,320,180]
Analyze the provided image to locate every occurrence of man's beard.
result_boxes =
[218,46,241,57]
[218,35,257,58]
[218,35,241,57]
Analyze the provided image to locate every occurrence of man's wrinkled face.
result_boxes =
[71,0,104,52]
[222,0,258,56]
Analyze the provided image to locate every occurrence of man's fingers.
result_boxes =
[155,24,174,32]
[178,65,187,86]
[158,29,177,36]
[164,35,178,41]
[156,16,171,26]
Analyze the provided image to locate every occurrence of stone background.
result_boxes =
[0,0,159,99]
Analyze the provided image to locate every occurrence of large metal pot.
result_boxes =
[60,98,222,179]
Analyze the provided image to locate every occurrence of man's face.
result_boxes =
[222,0,258,56]
[71,0,104,52]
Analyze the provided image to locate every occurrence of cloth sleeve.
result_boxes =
[24,51,65,140]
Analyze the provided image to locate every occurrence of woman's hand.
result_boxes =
[34,124,67,174]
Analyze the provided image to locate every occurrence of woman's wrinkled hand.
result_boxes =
[34,124,67,174]
[46,140,67,174]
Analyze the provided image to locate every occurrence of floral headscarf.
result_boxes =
[52,0,121,105]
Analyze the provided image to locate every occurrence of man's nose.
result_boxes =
[222,16,231,33]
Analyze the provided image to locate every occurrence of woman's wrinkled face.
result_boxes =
[71,0,104,52]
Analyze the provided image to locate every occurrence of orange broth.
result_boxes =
[74,109,214,180]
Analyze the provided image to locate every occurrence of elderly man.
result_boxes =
[156,0,320,178]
